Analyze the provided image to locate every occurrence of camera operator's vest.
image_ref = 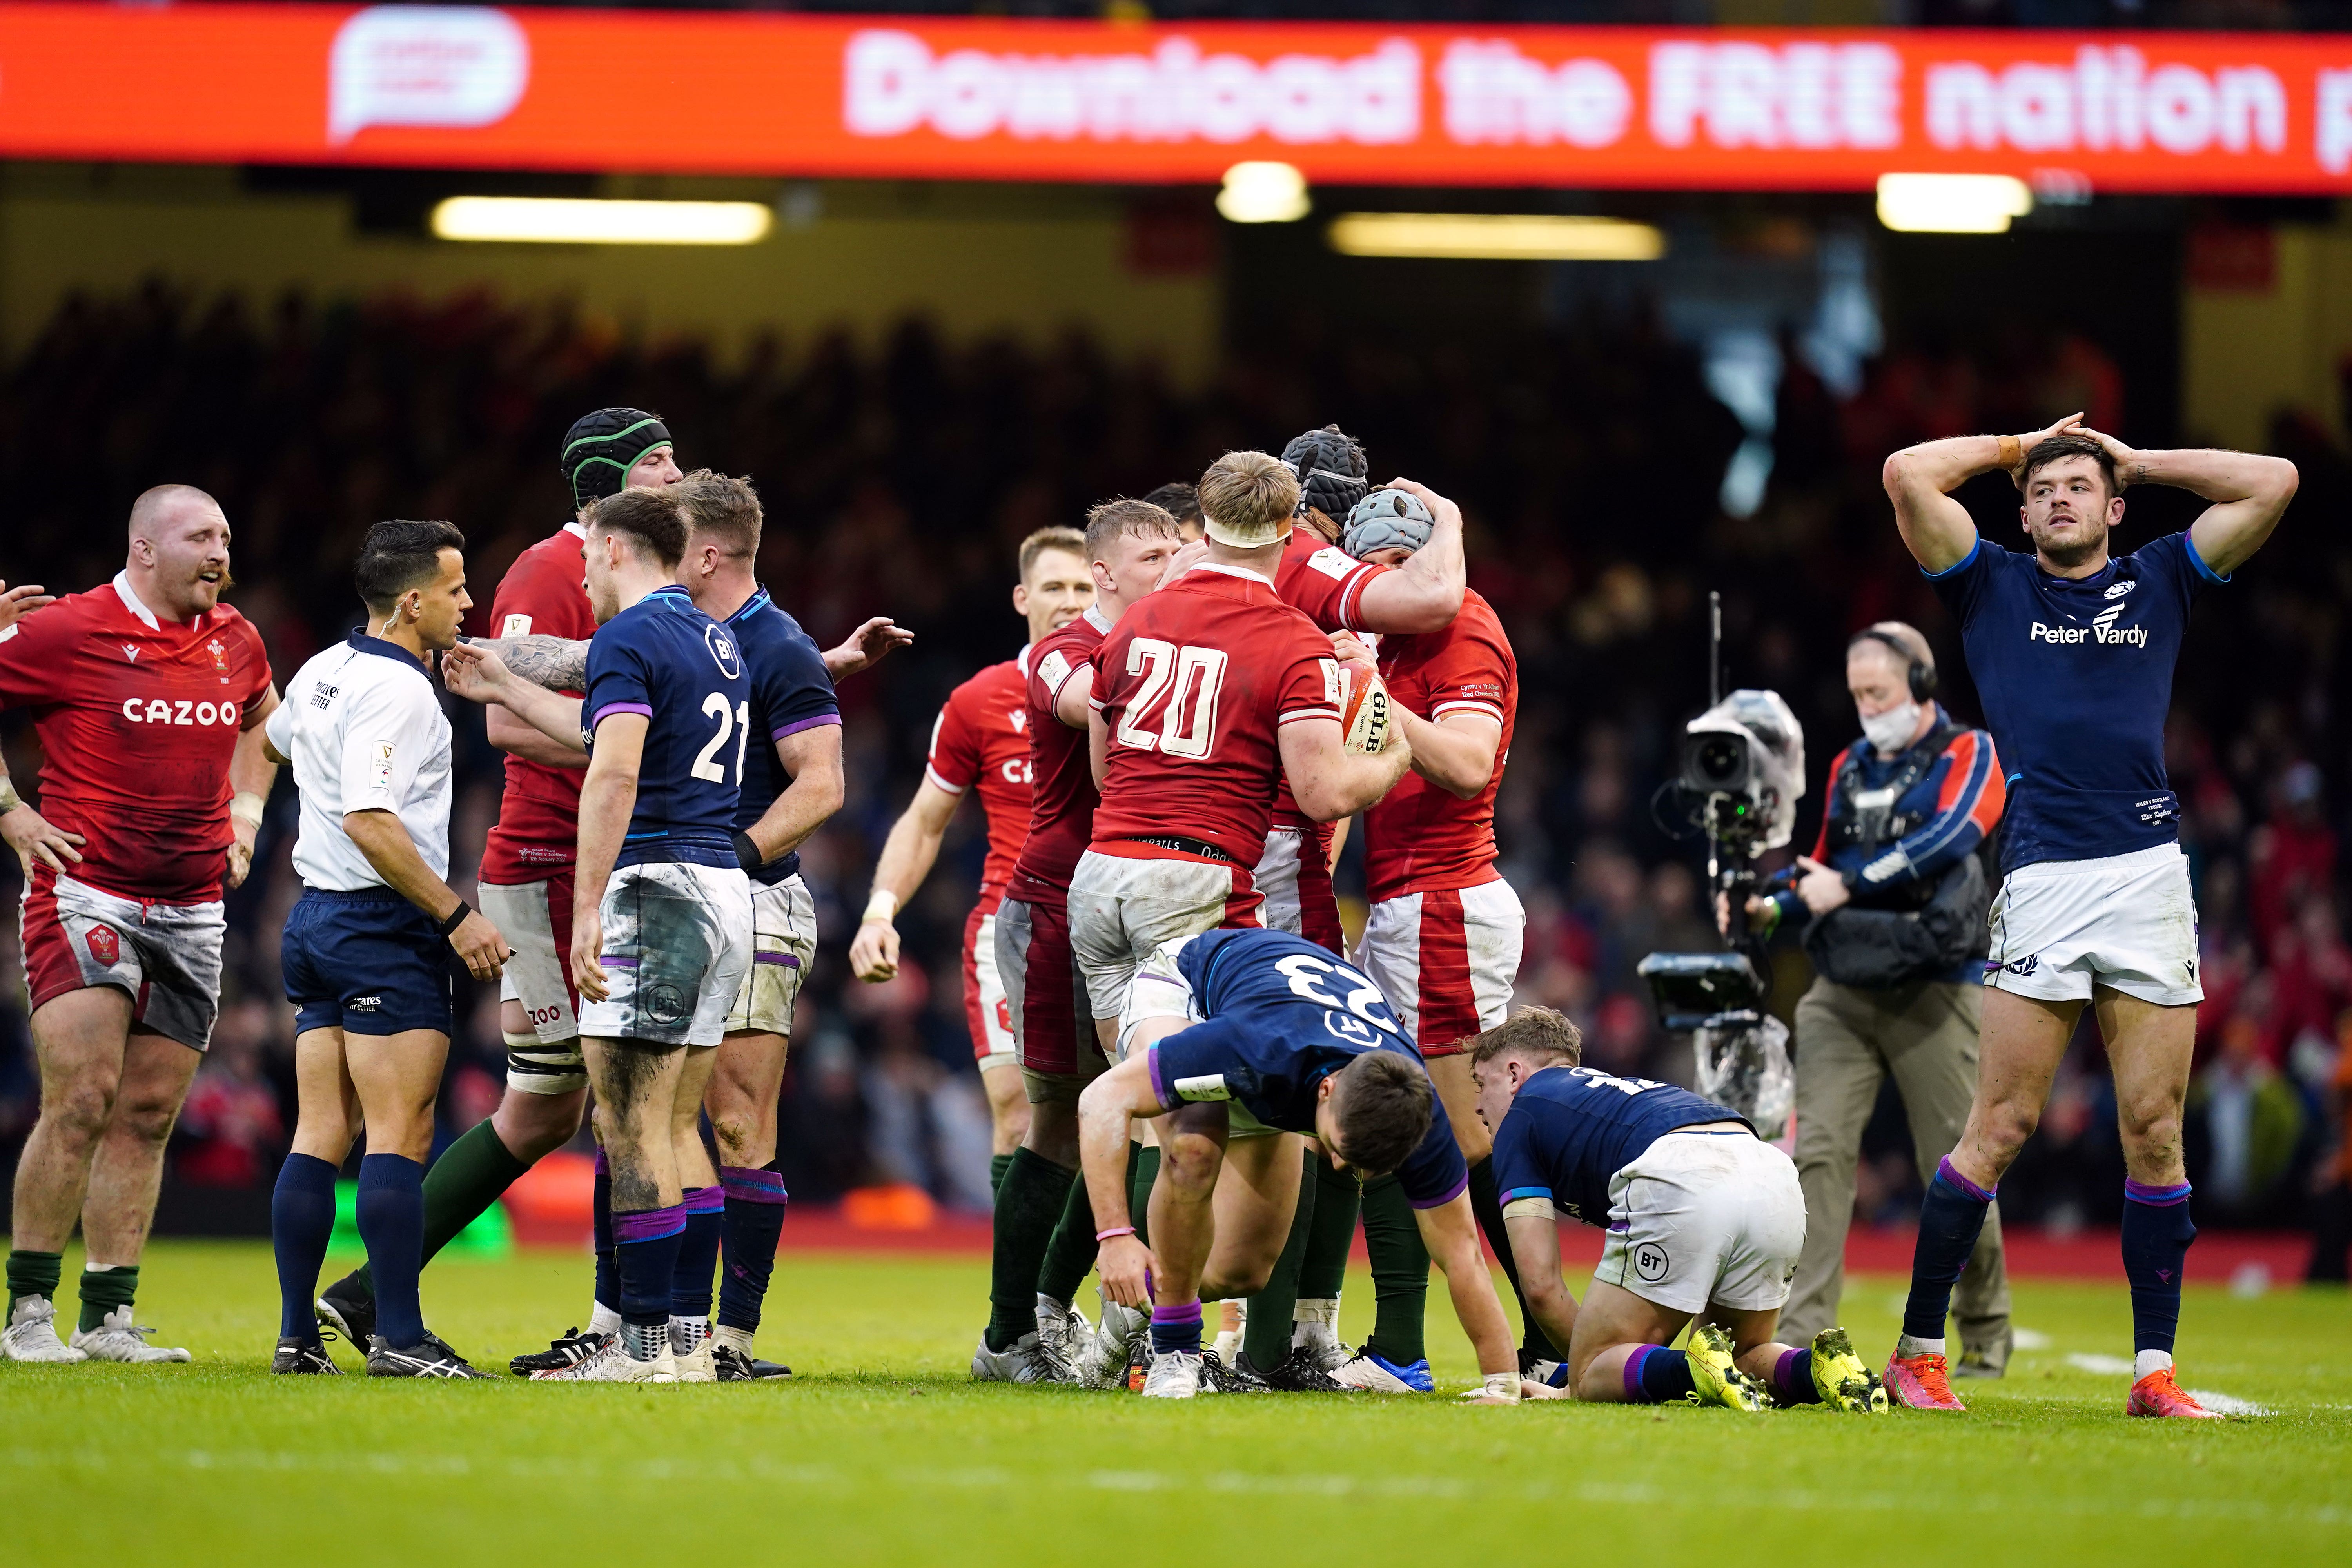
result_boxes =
[1822,716,1963,913]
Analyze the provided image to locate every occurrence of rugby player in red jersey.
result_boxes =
[971,499,1179,1382]
[849,528,1095,1179]
[0,485,280,1363]
[1067,450,1414,1381]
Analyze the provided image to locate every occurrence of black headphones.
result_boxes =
[1849,628,1938,704]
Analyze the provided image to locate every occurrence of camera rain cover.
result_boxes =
[1684,689,1806,850]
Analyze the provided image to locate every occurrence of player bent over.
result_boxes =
[266,522,506,1377]
[1077,928,1519,1400]
[1,486,279,1363]
[1469,1009,1884,1414]
[1880,417,2295,1416]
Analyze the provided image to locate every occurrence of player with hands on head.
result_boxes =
[1879,410,2296,1415]
[1469,1009,1885,1414]
[1,486,280,1366]
[1076,927,1519,1402]
[265,520,503,1379]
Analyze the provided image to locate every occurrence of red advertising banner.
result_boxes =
[1,5,2350,191]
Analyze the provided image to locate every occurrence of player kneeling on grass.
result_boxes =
[1466,1008,1884,1413]
[1076,927,1519,1402]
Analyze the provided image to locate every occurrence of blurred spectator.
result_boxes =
[172,1002,285,1188]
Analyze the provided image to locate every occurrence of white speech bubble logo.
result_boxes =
[329,7,530,145]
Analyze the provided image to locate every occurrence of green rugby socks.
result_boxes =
[1128,1145,1160,1249]
[1241,1149,1316,1372]
[7,1249,64,1315]
[1358,1174,1429,1367]
[986,1148,1073,1353]
[1035,1165,1099,1308]
[989,1153,1013,1202]
[78,1264,139,1333]
[351,1118,534,1301]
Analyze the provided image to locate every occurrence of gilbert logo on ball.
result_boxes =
[1341,668,1391,754]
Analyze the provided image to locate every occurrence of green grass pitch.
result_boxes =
[2,1240,2346,1566]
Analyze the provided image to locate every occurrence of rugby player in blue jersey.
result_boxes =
[447,486,753,1382]
[1880,414,2296,1415]
[1468,1009,1884,1412]
[1074,927,1519,1401]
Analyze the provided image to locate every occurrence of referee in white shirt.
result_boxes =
[262,520,508,1379]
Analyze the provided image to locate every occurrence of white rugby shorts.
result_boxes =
[578,861,752,1049]
[482,876,584,1095]
[1581,1130,1804,1316]
[1351,880,1524,1057]
[1067,848,1259,1022]
[1985,843,2202,1007]
[725,874,816,1037]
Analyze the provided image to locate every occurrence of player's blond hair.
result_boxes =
[1197,451,1299,548]
[670,470,762,559]
[1019,526,1088,581]
[1083,498,1180,562]
[1466,1007,1584,1071]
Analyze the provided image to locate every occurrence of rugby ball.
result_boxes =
[1340,667,1392,754]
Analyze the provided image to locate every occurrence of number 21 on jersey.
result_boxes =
[1114,638,1229,759]
[692,692,751,784]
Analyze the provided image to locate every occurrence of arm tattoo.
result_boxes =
[477,634,589,690]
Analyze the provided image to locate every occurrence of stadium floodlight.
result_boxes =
[1327,213,1666,261]
[1216,162,1310,224]
[430,197,775,245]
[1874,174,2033,234]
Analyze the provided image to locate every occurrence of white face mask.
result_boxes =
[1860,700,1922,755]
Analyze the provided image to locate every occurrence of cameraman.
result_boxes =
[1727,623,2013,1378]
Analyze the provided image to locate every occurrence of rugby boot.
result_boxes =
[314,1271,376,1350]
[70,1306,191,1363]
[969,1330,1074,1385]
[1140,1348,1206,1399]
[1884,1348,1966,1411]
[1332,1349,1436,1393]
[671,1318,716,1384]
[509,1327,611,1377]
[532,1331,675,1383]
[2126,1366,2222,1419]
[1198,1348,1265,1394]
[1519,1348,1571,1392]
[1080,1293,1149,1388]
[1254,1343,1352,1393]
[1,1295,86,1363]
[1292,1298,1349,1374]
[1686,1325,1771,1412]
[367,1333,494,1379]
[272,1334,341,1375]
[1034,1294,1092,1369]
[1807,1328,1887,1414]
[712,1343,791,1381]
[1212,1299,1245,1367]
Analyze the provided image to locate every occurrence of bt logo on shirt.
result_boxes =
[121,697,243,726]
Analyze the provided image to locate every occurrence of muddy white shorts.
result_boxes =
[1588,1129,1804,1316]
[578,860,752,1049]
[21,870,224,1050]
[1352,880,1524,1057]
[1986,843,2202,1008]
[725,873,816,1037]
[1067,847,1259,1022]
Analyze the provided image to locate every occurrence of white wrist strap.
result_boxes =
[861,889,899,925]
[229,791,267,834]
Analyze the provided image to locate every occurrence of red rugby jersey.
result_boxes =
[1270,528,1390,836]
[926,652,1033,914]
[1363,589,1516,902]
[0,576,272,904]
[479,523,596,885]
[1089,565,1338,869]
[1007,605,1111,902]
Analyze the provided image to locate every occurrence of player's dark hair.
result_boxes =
[2020,433,2119,501]
[354,519,465,613]
[1141,482,1201,526]
[1467,1007,1584,1072]
[670,470,761,559]
[1019,526,1088,580]
[1328,1053,1434,1177]
[1083,498,1180,561]
[586,486,688,570]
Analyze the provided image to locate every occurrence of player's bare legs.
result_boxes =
[708,1031,786,1171]
[78,1029,202,1267]
[587,1039,691,1212]
[1200,1134,1308,1299]
[490,998,589,1161]
[1421,1054,1490,1162]
[11,989,142,1256]
[1143,1103,1232,1308]
[980,1063,1032,1157]
[703,1029,791,1374]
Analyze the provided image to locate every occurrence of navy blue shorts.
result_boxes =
[282,887,455,1038]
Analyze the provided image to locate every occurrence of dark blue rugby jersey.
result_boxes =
[726,587,840,887]
[583,584,752,870]
[1144,928,1468,1209]
[1927,530,2221,872]
[1490,1067,1744,1228]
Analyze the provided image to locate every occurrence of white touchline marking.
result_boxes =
[2011,1327,2051,1350]
[2185,1390,2274,1417]
[2065,1353,2136,1376]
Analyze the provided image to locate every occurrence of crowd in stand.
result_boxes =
[0,277,2344,1263]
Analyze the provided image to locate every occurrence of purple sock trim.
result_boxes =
[1935,1156,1997,1204]
[720,1165,789,1205]
[682,1185,724,1216]
[1775,1347,1807,1399]
[613,1204,687,1244]
[593,1149,609,1176]
[1622,1344,1655,1401]
[1150,1300,1203,1326]
[2124,1178,2192,1206]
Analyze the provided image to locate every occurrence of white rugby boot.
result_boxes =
[532,1322,676,1383]
[1332,1349,1436,1393]
[671,1318,716,1384]
[2,1295,87,1363]
[70,1306,191,1363]
[1079,1291,1149,1388]
[1035,1294,1092,1370]
[970,1330,1075,1384]
[1140,1348,1207,1399]
[1291,1296,1348,1374]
